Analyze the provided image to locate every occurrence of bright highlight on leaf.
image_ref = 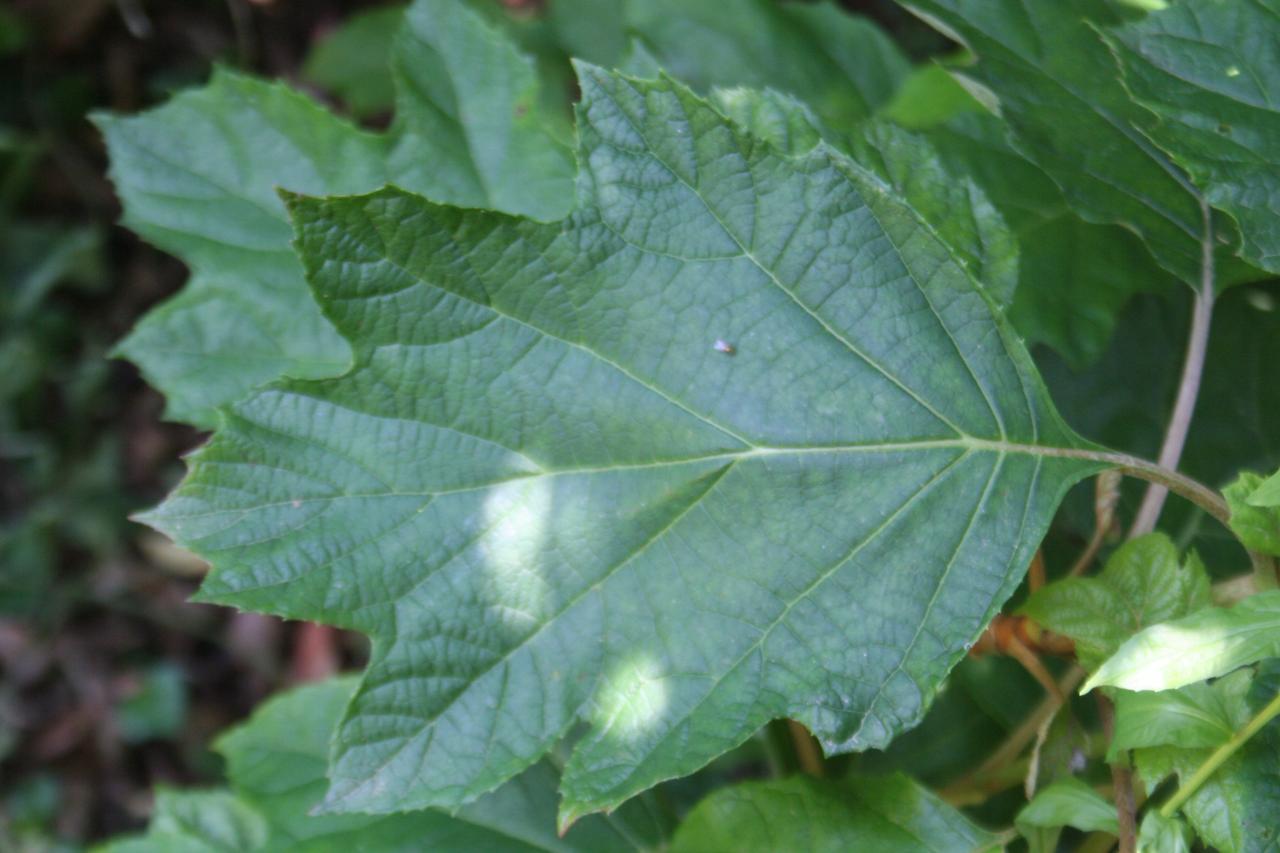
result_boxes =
[1085,591,1280,693]
[140,64,1110,821]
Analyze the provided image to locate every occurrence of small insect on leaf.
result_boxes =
[713,339,735,355]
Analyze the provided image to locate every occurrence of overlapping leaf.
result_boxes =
[1106,0,1280,274]
[1133,663,1280,853]
[142,66,1111,822]
[899,0,1222,286]
[97,0,572,426]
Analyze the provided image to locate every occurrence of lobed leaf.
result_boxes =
[1226,471,1280,556]
[97,0,572,426]
[142,67,1108,821]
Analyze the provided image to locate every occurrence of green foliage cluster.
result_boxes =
[96,0,1280,849]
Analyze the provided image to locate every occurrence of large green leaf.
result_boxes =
[1106,0,1280,274]
[98,0,572,426]
[899,0,1215,285]
[1020,533,1210,670]
[102,678,661,852]
[669,774,998,852]
[1085,591,1280,692]
[143,66,1110,822]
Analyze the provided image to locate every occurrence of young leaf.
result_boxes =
[1106,0,1280,273]
[1225,472,1280,556]
[1085,591,1280,692]
[900,0,1213,285]
[1016,776,1119,836]
[670,774,998,853]
[142,67,1111,821]
[1109,671,1252,759]
[1250,470,1280,508]
[1134,663,1280,853]
[103,677,661,852]
[98,0,572,426]
[1020,533,1210,670]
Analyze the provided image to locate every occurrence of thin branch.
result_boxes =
[787,720,825,777]
[1097,693,1137,853]
[1161,688,1280,818]
[1130,200,1215,537]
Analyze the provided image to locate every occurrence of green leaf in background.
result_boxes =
[879,60,983,130]
[115,664,188,744]
[900,0,1212,286]
[98,0,572,427]
[629,0,910,132]
[142,66,1107,822]
[670,774,998,853]
[1020,533,1210,670]
[1016,776,1119,837]
[1085,591,1280,692]
[1106,0,1280,274]
[876,92,1181,368]
[1133,662,1280,853]
[100,789,270,853]
[1225,471,1280,556]
[104,677,662,852]
[302,5,404,119]
[385,0,574,220]
[95,69,377,427]
[1110,671,1251,759]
